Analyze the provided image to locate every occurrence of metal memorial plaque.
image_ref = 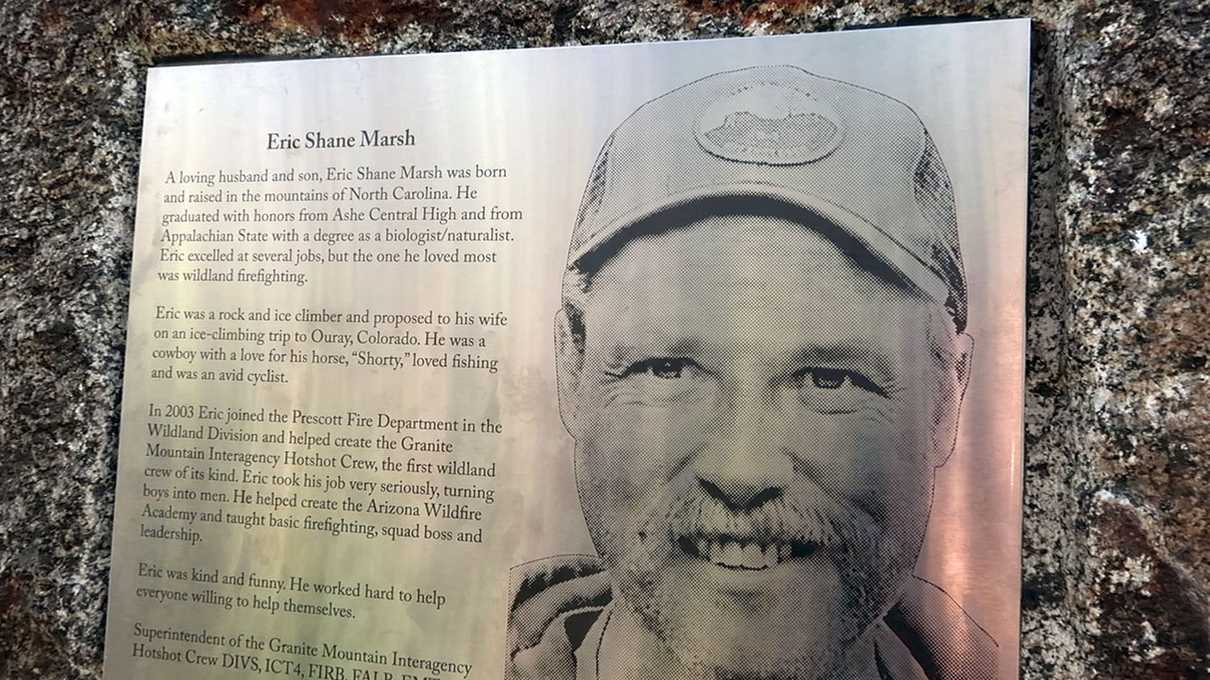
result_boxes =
[104,20,1030,680]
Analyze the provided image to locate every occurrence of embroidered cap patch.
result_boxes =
[695,82,844,165]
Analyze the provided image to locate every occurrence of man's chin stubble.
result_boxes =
[600,494,897,680]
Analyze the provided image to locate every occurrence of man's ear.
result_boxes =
[554,308,585,435]
[932,332,973,468]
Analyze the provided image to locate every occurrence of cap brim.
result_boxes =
[569,184,949,305]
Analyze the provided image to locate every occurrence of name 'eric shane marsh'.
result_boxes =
[266,128,415,150]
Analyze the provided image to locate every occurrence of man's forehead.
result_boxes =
[579,214,940,358]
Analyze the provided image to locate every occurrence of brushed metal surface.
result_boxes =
[104,21,1029,680]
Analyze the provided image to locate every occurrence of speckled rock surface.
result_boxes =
[1,1,1206,677]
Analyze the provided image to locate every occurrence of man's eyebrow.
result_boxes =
[598,332,902,377]
[601,336,705,365]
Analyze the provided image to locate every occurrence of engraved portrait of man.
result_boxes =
[507,66,997,680]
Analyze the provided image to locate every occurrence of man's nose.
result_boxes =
[692,389,795,511]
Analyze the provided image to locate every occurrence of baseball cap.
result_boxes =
[567,65,968,332]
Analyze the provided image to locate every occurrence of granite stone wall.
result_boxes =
[1,1,1206,677]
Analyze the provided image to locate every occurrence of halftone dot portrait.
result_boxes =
[508,66,997,680]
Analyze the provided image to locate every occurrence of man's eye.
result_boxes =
[794,367,885,413]
[602,357,708,404]
[810,368,847,389]
[629,358,696,379]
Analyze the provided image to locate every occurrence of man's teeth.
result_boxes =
[694,538,793,569]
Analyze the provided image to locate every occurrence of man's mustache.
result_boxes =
[637,484,881,561]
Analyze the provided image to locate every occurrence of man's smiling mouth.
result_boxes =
[676,535,818,570]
